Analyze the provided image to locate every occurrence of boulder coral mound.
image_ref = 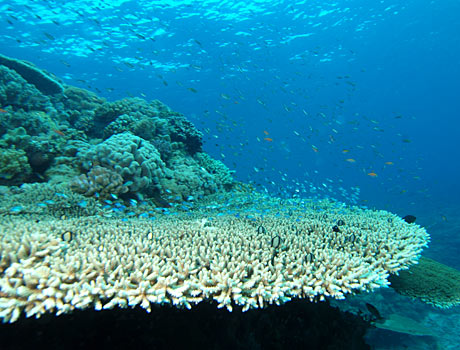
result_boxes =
[0,194,429,323]
[389,256,460,308]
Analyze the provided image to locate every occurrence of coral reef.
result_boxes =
[0,192,429,322]
[195,152,234,189]
[158,155,223,200]
[166,111,203,154]
[0,56,432,339]
[53,86,103,134]
[0,57,233,199]
[389,256,460,308]
[0,182,100,218]
[0,147,31,186]
[0,126,64,182]
[70,165,128,199]
[0,65,50,111]
[77,132,166,194]
[0,54,63,95]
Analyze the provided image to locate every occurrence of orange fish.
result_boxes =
[263,130,269,135]
[384,161,394,165]
[367,172,378,177]
[52,129,65,137]
[345,158,356,163]
[264,137,273,142]
[311,145,319,152]
[342,149,350,153]
[0,108,7,113]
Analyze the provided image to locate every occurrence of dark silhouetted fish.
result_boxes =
[402,215,416,224]
[365,303,383,321]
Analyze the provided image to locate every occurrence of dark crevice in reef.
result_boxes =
[0,300,371,350]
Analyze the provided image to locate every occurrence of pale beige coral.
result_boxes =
[70,165,129,199]
[0,198,429,322]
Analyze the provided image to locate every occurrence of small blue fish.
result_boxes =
[37,203,48,208]
[129,199,138,206]
[10,206,23,213]
[55,193,68,198]
[44,200,55,205]
[77,200,87,208]
[104,199,113,205]
[110,193,118,200]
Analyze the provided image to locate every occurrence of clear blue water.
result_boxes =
[2,0,459,212]
[1,1,460,346]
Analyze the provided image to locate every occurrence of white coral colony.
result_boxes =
[0,194,429,323]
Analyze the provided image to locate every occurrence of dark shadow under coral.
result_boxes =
[0,299,371,350]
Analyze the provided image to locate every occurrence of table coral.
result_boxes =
[0,193,429,323]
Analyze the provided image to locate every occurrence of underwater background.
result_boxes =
[1,0,459,349]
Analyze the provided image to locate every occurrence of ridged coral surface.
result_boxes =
[0,193,429,323]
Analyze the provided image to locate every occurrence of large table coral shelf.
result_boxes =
[0,193,429,323]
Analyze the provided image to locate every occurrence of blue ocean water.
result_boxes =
[1,0,459,348]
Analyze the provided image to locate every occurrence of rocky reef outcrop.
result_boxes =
[0,54,233,204]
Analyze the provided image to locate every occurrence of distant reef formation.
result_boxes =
[0,55,445,350]
[0,54,234,204]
